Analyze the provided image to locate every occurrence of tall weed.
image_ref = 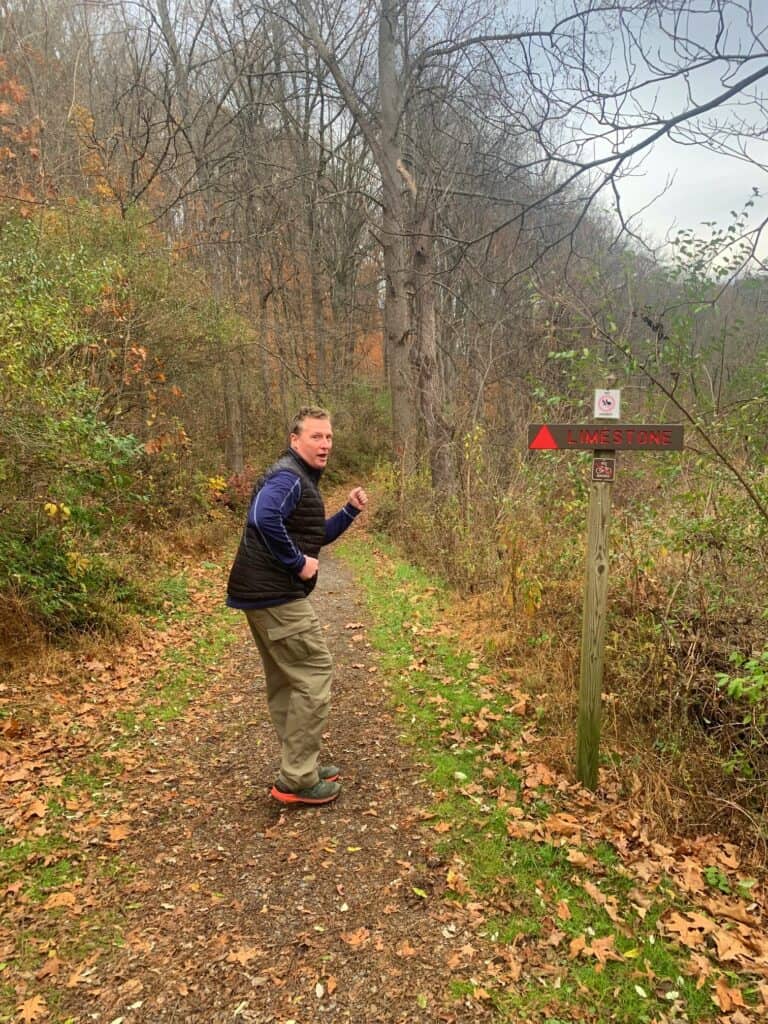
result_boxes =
[377,437,768,842]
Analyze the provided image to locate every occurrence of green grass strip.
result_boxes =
[338,534,741,1024]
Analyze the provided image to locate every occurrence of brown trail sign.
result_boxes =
[528,424,684,451]
[528,402,684,791]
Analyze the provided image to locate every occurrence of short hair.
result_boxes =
[289,406,332,436]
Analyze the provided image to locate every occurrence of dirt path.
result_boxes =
[58,557,492,1024]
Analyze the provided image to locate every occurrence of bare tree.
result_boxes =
[258,0,768,493]
[9,0,768,487]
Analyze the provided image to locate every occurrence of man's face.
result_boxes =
[290,416,333,470]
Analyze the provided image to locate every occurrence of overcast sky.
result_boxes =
[519,1,768,262]
[613,134,767,259]
[613,62,768,259]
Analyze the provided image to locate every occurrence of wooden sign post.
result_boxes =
[528,398,683,791]
[577,446,614,791]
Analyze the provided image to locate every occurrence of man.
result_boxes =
[226,407,368,806]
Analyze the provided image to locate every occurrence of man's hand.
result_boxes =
[348,487,368,511]
[298,556,319,580]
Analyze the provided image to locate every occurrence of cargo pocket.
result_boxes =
[267,619,330,667]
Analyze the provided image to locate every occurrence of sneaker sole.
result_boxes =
[270,785,340,806]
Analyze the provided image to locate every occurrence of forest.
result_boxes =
[3,0,768,833]
[1,0,768,1018]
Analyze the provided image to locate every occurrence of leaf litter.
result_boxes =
[2,549,767,1022]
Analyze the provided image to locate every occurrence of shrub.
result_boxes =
[0,212,168,635]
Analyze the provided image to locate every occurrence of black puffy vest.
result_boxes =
[226,450,326,606]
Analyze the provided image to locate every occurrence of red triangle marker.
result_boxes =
[529,425,559,450]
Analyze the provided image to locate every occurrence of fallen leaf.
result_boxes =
[396,939,418,958]
[588,934,622,964]
[24,799,47,820]
[566,849,599,870]
[661,910,716,950]
[542,813,581,837]
[524,762,556,788]
[712,927,753,963]
[581,880,623,924]
[226,946,259,966]
[17,995,47,1022]
[340,927,370,948]
[705,896,758,927]
[713,976,746,1012]
[35,956,62,980]
[43,891,77,911]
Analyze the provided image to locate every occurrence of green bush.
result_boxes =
[0,212,164,634]
[715,650,768,780]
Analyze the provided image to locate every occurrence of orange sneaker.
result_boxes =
[270,779,341,805]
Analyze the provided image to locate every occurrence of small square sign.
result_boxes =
[592,457,616,482]
[594,388,621,419]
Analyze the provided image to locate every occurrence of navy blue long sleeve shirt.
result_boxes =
[248,470,359,573]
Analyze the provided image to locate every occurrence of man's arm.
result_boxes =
[250,470,307,574]
[323,487,368,545]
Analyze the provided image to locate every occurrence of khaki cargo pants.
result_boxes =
[244,599,332,790]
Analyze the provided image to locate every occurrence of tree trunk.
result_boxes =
[413,212,454,493]
[308,208,327,391]
[381,209,417,464]
[379,1,416,465]
[221,357,245,475]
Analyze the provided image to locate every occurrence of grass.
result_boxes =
[0,829,81,898]
[110,574,234,739]
[338,533,736,1024]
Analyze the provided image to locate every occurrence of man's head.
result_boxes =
[289,406,333,471]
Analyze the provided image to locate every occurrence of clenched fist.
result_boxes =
[348,487,368,511]
[298,556,319,580]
